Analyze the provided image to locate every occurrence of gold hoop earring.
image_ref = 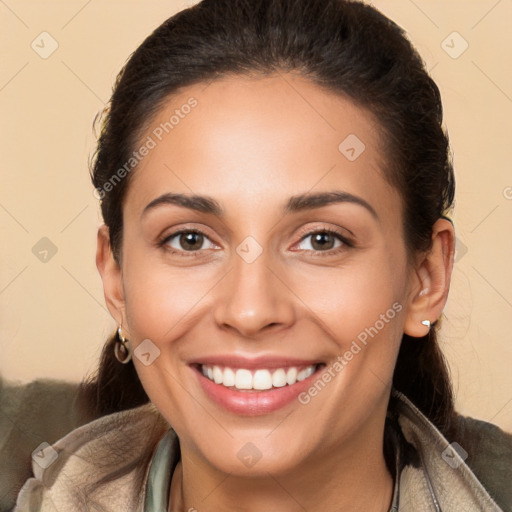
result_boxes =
[114,326,132,364]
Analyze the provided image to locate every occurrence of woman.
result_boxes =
[13,0,511,510]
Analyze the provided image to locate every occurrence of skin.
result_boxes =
[97,73,455,512]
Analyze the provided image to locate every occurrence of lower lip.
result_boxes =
[192,365,324,416]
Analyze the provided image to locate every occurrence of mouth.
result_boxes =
[190,361,326,415]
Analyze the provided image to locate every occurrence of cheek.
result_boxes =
[292,250,407,345]
[119,232,216,343]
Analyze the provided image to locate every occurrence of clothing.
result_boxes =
[0,378,97,512]
[12,390,511,512]
[142,426,402,511]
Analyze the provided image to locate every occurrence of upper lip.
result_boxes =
[189,354,322,370]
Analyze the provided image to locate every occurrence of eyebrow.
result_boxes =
[142,193,223,217]
[285,191,378,220]
[142,191,378,220]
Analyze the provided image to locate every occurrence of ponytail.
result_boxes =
[392,320,455,435]
[78,331,148,417]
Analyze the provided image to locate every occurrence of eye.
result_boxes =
[295,228,352,254]
[160,229,217,254]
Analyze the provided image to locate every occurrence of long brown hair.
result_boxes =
[81,0,456,435]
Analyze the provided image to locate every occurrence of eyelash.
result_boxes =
[158,226,354,258]
[295,226,354,257]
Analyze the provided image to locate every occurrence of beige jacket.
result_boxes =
[12,391,512,511]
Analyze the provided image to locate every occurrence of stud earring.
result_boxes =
[421,319,431,328]
[419,288,429,297]
[114,326,132,364]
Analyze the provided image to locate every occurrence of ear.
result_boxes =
[403,218,455,337]
[96,224,127,328]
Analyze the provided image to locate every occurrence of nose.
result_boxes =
[212,246,296,338]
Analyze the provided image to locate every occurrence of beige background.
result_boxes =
[0,0,511,431]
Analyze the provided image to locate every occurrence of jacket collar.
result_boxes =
[388,390,502,511]
[15,391,504,511]
[143,390,503,511]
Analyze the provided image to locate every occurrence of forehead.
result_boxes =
[124,73,401,224]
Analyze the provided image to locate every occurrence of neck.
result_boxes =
[169,426,394,512]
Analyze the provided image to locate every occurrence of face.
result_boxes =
[105,73,419,477]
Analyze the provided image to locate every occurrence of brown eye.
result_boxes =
[310,232,336,251]
[297,230,345,252]
[162,230,216,253]
[179,232,204,251]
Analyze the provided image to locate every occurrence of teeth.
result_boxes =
[223,367,235,387]
[286,367,297,385]
[272,369,287,388]
[201,364,318,390]
[253,369,272,390]
[297,366,315,381]
[213,366,223,384]
[236,369,253,389]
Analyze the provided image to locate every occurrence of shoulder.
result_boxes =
[0,377,97,511]
[392,390,511,512]
[453,412,512,509]
[13,401,170,512]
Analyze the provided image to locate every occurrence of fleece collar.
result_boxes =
[14,391,505,511]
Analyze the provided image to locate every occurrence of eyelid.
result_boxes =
[158,225,220,256]
[294,223,352,240]
[292,225,354,253]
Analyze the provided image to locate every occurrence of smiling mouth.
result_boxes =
[194,363,326,391]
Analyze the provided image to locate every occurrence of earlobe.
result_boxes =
[403,218,455,338]
[403,263,433,337]
[96,224,126,326]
